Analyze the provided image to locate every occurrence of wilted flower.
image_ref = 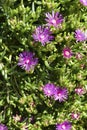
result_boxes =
[75,87,85,95]
[13,114,21,122]
[63,48,72,59]
[18,52,38,72]
[0,124,8,130]
[21,123,28,130]
[43,83,56,97]
[54,87,68,102]
[30,116,35,124]
[80,0,87,6]
[45,11,63,27]
[71,112,80,120]
[76,53,82,60]
[75,29,86,42]
[33,26,54,46]
[56,121,72,130]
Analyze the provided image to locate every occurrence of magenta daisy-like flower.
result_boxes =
[71,112,80,120]
[75,87,85,95]
[33,26,54,46]
[75,29,86,42]
[56,121,72,130]
[18,51,38,72]
[45,11,63,27]
[0,124,8,130]
[43,83,56,97]
[63,48,72,59]
[80,0,87,6]
[54,87,68,102]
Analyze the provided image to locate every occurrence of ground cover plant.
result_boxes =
[0,0,87,129]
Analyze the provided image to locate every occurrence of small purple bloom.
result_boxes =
[45,11,63,27]
[80,0,87,6]
[43,83,56,97]
[18,51,38,72]
[75,87,85,95]
[63,48,72,59]
[33,26,54,46]
[56,121,72,130]
[54,87,68,102]
[71,112,80,120]
[75,29,86,42]
[0,124,8,130]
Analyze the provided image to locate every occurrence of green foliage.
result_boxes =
[0,0,87,129]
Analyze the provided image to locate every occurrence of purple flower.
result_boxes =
[56,121,72,130]
[18,51,38,72]
[71,112,80,120]
[43,83,56,97]
[0,124,8,130]
[63,48,72,59]
[45,11,63,27]
[33,26,54,46]
[54,87,68,102]
[75,87,85,95]
[75,29,86,42]
[80,0,87,6]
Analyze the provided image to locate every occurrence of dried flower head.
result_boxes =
[54,87,68,102]
[45,11,63,27]
[63,48,72,59]
[76,53,82,60]
[56,121,72,130]
[75,87,85,95]
[18,52,38,72]
[33,26,54,46]
[13,114,21,122]
[71,112,80,120]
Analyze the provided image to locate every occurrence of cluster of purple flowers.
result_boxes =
[43,83,68,102]
[18,9,87,71]
[33,11,63,46]
[17,2,87,129]
[18,11,64,71]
